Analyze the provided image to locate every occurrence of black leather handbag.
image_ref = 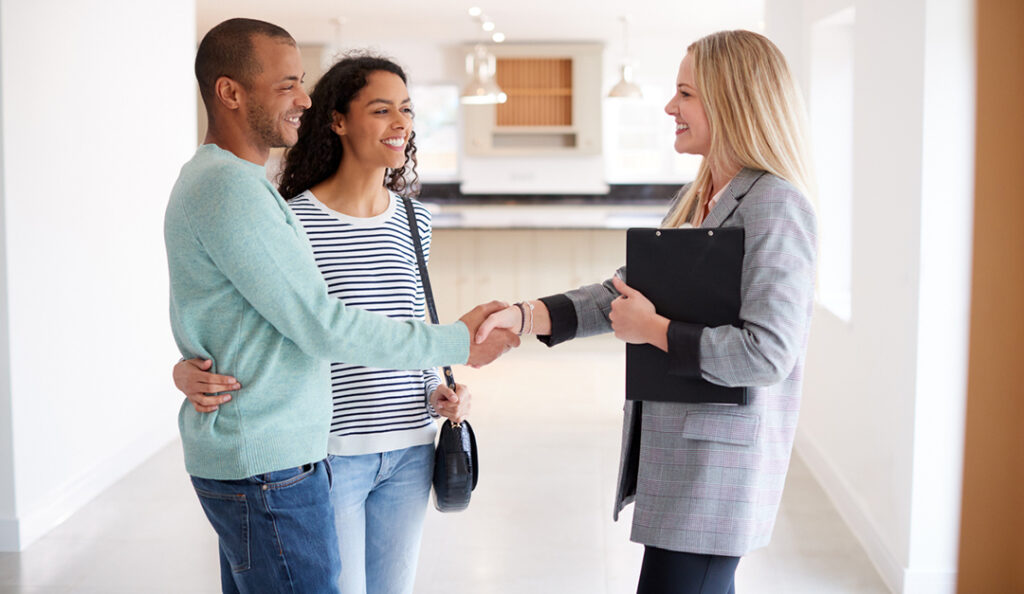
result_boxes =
[432,417,479,512]
[401,197,479,512]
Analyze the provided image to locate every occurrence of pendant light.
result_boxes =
[608,16,643,99]
[460,8,507,105]
[461,43,507,104]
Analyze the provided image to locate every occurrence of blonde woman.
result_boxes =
[478,31,817,593]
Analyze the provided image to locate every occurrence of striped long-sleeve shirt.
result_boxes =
[165,145,467,480]
[289,189,442,456]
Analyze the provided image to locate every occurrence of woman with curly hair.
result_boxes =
[174,53,470,594]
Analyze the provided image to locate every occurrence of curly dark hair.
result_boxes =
[277,52,419,200]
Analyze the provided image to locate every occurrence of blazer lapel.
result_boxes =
[700,168,765,228]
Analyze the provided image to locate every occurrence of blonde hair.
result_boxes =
[664,30,814,228]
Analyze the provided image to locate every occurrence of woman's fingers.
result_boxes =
[187,358,213,371]
[188,391,231,413]
[611,275,637,296]
[434,384,456,401]
[475,307,519,344]
[198,377,242,392]
[475,314,500,344]
[433,383,471,423]
[175,358,241,394]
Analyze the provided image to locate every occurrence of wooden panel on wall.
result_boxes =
[956,0,1024,591]
[495,58,573,127]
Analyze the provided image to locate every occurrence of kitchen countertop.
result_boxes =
[423,202,667,229]
[418,182,677,229]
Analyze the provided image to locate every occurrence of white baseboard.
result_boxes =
[0,424,177,552]
[903,570,957,594]
[795,431,960,594]
[794,429,904,593]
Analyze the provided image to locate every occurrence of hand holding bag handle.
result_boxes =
[401,197,479,512]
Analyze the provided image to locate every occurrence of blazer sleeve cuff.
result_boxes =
[537,294,577,347]
[667,321,704,377]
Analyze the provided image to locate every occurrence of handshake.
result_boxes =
[177,300,540,414]
[461,278,652,368]
[460,300,535,368]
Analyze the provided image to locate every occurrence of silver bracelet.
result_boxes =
[521,300,535,335]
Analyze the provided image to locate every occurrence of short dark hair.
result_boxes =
[195,18,295,107]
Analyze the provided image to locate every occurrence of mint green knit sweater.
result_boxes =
[164,144,469,479]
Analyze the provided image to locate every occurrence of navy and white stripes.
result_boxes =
[290,190,441,456]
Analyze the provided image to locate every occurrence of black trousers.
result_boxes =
[635,546,741,594]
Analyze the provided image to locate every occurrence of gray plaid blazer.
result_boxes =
[555,168,816,556]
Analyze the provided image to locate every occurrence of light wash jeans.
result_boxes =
[329,443,434,594]
[190,460,341,594]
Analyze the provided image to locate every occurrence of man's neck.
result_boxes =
[204,124,269,166]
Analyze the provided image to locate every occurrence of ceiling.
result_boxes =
[196,0,765,47]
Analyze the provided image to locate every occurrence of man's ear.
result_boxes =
[214,76,244,111]
[330,110,346,136]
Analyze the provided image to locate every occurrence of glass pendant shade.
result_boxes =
[461,45,507,104]
[608,64,643,98]
[608,16,643,99]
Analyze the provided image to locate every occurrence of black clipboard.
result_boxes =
[624,227,748,405]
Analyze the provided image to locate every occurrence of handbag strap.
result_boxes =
[401,196,457,392]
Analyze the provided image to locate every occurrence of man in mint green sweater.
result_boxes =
[165,19,517,593]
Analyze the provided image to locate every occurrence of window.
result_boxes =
[810,7,855,320]
[408,83,460,182]
[603,87,701,184]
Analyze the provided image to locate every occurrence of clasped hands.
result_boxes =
[460,300,520,367]
[474,277,669,351]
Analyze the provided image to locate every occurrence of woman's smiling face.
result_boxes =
[664,53,711,157]
[333,70,414,170]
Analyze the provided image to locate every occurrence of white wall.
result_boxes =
[766,0,974,592]
[0,40,14,539]
[0,0,196,550]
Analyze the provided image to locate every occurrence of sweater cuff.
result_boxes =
[449,321,472,365]
[424,376,442,419]
[536,294,576,347]
[667,321,704,377]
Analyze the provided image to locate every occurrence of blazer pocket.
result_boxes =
[681,411,760,447]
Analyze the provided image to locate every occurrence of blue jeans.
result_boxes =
[191,460,341,594]
[329,444,434,594]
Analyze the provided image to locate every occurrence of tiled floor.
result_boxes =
[0,336,889,593]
